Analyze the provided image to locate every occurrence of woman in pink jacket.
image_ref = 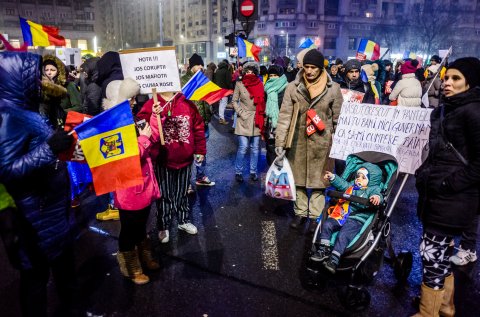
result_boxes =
[106,78,161,285]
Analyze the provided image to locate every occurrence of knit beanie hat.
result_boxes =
[268,64,284,77]
[448,57,480,89]
[400,61,417,74]
[344,59,361,72]
[103,78,140,110]
[430,55,441,64]
[302,49,325,69]
[188,53,204,68]
[296,48,313,66]
[357,168,369,182]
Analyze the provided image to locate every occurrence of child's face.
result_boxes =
[355,171,369,188]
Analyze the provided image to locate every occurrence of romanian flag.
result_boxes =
[182,70,233,105]
[403,51,416,60]
[19,17,66,47]
[237,36,262,62]
[74,100,142,195]
[299,38,316,49]
[356,39,380,61]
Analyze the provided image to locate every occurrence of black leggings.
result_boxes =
[118,206,151,251]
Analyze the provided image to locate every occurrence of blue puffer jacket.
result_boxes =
[0,51,72,269]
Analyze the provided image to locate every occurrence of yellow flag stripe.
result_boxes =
[245,40,254,58]
[27,20,50,47]
[190,81,221,100]
[79,124,139,168]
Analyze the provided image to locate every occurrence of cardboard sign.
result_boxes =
[59,112,92,162]
[330,102,433,174]
[56,48,82,67]
[119,47,181,94]
[341,88,365,104]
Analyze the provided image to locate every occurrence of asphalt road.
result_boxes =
[1,109,479,317]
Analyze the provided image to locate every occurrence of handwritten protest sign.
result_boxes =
[330,103,433,174]
[119,47,181,94]
[341,88,365,104]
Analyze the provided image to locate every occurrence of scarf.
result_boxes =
[242,74,266,134]
[303,69,327,99]
[264,75,288,129]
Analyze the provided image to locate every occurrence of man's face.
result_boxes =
[346,69,360,81]
[303,64,321,81]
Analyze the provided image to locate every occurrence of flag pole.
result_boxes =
[421,46,452,108]
[152,88,165,145]
[379,48,390,60]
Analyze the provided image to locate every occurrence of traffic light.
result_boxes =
[224,33,235,47]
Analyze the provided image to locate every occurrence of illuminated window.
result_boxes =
[77,39,88,50]
[365,12,373,18]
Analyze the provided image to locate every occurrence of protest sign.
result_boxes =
[56,48,82,67]
[59,111,92,162]
[119,47,181,94]
[330,103,433,174]
[341,88,365,103]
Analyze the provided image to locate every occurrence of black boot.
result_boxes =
[323,254,340,274]
[310,244,331,262]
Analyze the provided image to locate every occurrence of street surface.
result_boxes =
[0,109,479,316]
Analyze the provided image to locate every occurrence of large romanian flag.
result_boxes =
[237,36,262,62]
[182,70,233,105]
[74,100,142,195]
[356,39,380,61]
[19,17,66,47]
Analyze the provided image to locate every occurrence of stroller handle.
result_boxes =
[327,190,371,207]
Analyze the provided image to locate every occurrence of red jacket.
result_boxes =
[113,135,161,210]
[138,93,206,169]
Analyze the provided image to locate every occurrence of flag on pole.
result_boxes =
[421,47,452,108]
[403,51,416,60]
[299,38,315,49]
[237,36,262,62]
[74,100,142,195]
[356,39,380,61]
[19,17,66,47]
[182,70,233,105]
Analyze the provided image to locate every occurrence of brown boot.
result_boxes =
[411,283,444,317]
[138,238,160,270]
[439,275,455,317]
[116,250,150,285]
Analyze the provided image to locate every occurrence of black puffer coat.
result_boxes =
[0,52,72,269]
[416,88,480,235]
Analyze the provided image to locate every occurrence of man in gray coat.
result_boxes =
[275,49,343,232]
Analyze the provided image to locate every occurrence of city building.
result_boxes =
[1,0,96,52]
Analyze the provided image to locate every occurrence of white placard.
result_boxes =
[119,47,181,94]
[56,48,82,67]
[330,102,433,175]
[439,49,450,58]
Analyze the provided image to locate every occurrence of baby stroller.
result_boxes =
[304,151,413,310]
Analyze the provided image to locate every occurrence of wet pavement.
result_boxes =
[0,109,479,316]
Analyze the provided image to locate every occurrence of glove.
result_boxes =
[47,130,73,154]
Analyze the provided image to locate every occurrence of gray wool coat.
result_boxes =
[275,70,343,188]
[231,81,262,137]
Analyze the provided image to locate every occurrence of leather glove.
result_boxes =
[47,130,73,154]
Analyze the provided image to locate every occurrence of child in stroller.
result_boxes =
[310,163,384,273]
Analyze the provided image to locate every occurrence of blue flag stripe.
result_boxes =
[19,17,33,46]
[75,100,134,139]
[237,37,247,58]
[182,70,210,99]
[357,39,368,52]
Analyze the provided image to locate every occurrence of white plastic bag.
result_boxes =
[264,157,296,201]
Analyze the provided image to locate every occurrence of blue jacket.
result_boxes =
[0,52,72,269]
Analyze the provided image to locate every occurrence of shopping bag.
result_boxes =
[265,157,296,201]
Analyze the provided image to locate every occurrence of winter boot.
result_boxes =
[96,204,119,221]
[439,275,455,317]
[138,238,160,270]
[310,244,331,262]
[116,250,150,285]
[411,283,444,317]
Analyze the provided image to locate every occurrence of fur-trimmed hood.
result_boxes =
[42,54,67,86]
[102,78,140,110]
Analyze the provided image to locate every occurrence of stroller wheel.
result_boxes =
[339,285,371,311]
[394,251,413,284]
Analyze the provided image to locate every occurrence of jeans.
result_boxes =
[235,135,260,174]
[196,125,209,180]
[320,217,363,258]
[219,96,228,120]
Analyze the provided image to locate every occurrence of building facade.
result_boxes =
[1,0,96,51]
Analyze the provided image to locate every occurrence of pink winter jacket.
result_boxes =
[113,135,161,210]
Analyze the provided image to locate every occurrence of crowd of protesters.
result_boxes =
[1,35,480,317]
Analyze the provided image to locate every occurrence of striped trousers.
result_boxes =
[155,165,191,231]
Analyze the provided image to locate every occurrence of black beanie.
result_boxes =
[268,64,284,77]
[448,57,480,89]
[430,55,441,63]
[302,49,324,69]
[188,53,204,68]
[344,59,362,72]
